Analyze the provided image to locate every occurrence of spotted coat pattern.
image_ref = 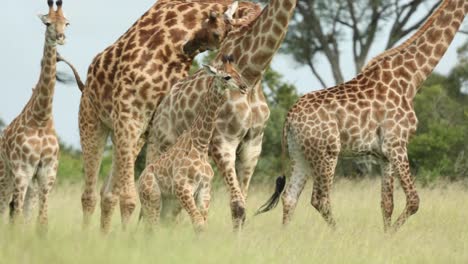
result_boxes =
[279,0,468,233]
[148,0,297,229]
[77,0,262,233]
[0,0,69,232]
[138,59,247,232]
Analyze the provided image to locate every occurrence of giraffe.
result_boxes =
[138,56,247,232]
[0,0,69,231]
[148,0,297,229]
[256,0,468,233]
[78,0,261,233]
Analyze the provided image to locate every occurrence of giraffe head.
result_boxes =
[203,54,248,95]
[183,2,239,56]
[38,0,69,45]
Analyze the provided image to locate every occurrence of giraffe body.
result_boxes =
[0,0,69,231]
[77,0,261,232]
[148,0,297,229]
[138,57,247,232]
[258,0,467,233]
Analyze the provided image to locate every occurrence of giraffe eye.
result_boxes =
[224,76,232,81]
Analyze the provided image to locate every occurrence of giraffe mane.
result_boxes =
[361,0,448,72]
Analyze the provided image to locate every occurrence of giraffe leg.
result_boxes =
[35,161,58,233]
[390,148,419,232]
[100,118,140,233]
[0,159,13,221]
[196,166,214,222]
[310,154,338,228]
[175,181,205,233]
[23,178,39,223]
[79,96,109,229]
[137,167,161,231]
[211,139,245,230]
[235,135,263,198]
[380,161,395,233]
[10,166,35,225]
[281,135,310,226]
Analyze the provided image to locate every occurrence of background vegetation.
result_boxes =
[1,180,468,263]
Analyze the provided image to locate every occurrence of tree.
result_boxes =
[258,0,442,87]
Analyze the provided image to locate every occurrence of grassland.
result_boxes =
[1,179,467,264]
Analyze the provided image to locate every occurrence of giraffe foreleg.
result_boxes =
[176,181,205,233]
[23,178,39,223]
[211,139,246,230]
[196,165,214,222]
[235,135,263,198]
[0,159,13,221]
[10,166,35,225]
[35,160,58,234]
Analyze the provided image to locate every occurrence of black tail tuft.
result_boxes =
[255,175,286,216]
[9,199,15,221]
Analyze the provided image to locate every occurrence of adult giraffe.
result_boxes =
[149,0,297,229]
[257,0,468,233]
[79,0,260,233]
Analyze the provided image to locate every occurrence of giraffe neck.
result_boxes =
[367,0,467,100]
[218,0,297,86]
[190,78,226,153]
[30,29,57,122]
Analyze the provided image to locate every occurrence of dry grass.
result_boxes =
[1,179,467,264]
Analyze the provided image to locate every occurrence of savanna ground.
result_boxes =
[1,179,468,264]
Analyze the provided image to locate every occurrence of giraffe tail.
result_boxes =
[56,52,85,92]
[255,175,286,215]
[255,119,290,215]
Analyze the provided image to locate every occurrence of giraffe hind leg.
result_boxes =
[281,135,310,226]
[79,96,109,229]
[0,160,13,221]
[137,167,161,231]
[389,148,419,232]
[380,161,395,232]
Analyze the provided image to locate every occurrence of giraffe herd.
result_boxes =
[0,0,466,235]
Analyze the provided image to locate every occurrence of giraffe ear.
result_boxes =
[203,64,219,76]
[38,14,51,26]
[224,1,239,22]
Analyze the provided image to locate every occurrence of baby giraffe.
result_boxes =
[138,56,247,232]
[0,0,69,231]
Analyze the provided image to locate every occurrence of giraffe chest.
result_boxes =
[1,121,59,172]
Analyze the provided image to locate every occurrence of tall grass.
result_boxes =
[1,179,467,263]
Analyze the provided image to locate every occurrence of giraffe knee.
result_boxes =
[81,191,97,211]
